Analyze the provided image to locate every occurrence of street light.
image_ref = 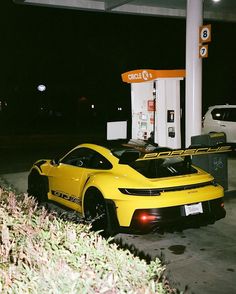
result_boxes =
[37,84,46,92]
[37,84,47,112]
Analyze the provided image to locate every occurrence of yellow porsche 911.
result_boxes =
[28,141,230,235]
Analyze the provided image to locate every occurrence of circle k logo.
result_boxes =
[142,70,152,81]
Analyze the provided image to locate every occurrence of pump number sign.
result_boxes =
[199,45,208,58]
[199,24,211,43]
[199,24,211,59]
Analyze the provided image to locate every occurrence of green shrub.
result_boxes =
[0,184,180,293]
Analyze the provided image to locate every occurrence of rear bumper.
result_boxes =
[120,197,226,234]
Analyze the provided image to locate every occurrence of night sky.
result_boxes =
[1,1,236,134]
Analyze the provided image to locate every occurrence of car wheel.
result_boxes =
[28,170,48,204]
[84,189,108,235]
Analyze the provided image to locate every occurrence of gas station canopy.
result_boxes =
[13,0,236,22]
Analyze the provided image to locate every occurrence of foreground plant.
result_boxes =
[0,185,180,293]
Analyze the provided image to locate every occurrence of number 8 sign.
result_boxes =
[199,24,211,43]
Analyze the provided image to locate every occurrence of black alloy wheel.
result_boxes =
[84,190,108,234]
[28,171,48,204]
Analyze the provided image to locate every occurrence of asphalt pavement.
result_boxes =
[115,158,236,294]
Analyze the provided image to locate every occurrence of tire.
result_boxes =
[28,170,48,204]
[84,189,109,235]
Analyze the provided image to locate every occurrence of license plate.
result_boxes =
[184,202,203,216]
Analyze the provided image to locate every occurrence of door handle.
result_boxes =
[220,124,226,127]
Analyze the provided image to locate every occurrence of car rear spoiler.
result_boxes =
[141,145,232,160]
[119,144,232,164]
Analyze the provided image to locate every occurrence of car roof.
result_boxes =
[207,104,236,110]
[81,139,170,155]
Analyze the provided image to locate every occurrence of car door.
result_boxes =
[208,108,225,133]
[47,147,95,212]
[222,108,236,143]
[210,107,236,143]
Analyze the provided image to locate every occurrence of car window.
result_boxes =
[61,147,112,170]
[211,107,236,122]
[88,153,112,169]
[130,157,197,179]
[224,108,236,122]
[211,108,225,121]
[61,147,92,167]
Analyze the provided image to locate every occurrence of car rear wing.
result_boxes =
[141,145,232,160]
[119,144,232,164]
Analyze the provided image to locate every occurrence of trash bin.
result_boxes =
[191,132,228,190]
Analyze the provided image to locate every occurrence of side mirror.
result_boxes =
[50,158,60,166]
[119,151,140,164]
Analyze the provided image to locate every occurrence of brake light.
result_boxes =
[139,213,157,223]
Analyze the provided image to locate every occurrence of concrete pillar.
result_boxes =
[185,0,203,147]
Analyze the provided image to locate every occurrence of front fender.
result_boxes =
[30,159,52,176]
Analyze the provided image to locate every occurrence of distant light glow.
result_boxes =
[212,0,221,2]
[0,100,8,111]
[37,84,46,92]
[118,107,122,111]
[91,104,95,109]
[80,96,87,102]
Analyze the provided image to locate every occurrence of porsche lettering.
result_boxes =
[142,146,231,159]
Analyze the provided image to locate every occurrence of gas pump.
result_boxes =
[130,81,155,140]
[121,69,185,149]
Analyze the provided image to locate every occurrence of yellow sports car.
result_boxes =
[28,141,230,235]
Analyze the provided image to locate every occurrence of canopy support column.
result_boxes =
[185,0,203,147]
